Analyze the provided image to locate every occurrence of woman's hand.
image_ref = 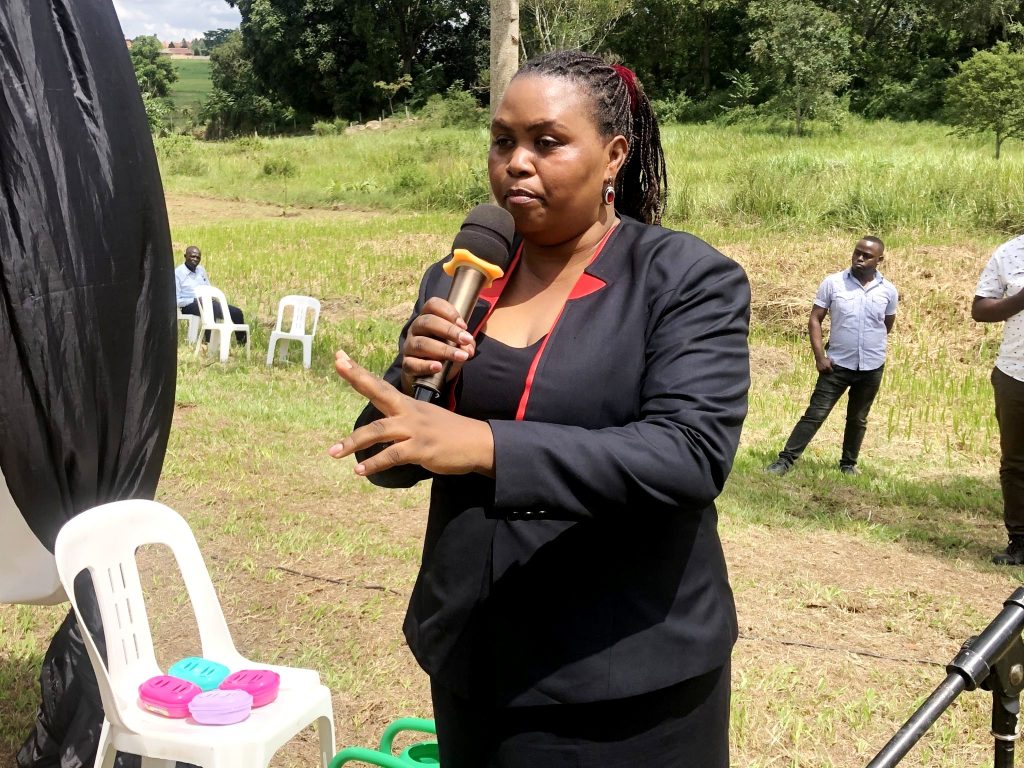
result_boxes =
[399,297,476,395]
[330,350,495,478]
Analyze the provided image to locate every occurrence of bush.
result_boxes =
[855,60,947,121]
[142,93,173,136]
[262,157,297,177]
[154,134,208,176]
[233,136,269,154]
[418,83,486,128]
[312,120,339,136]
[651,92,694,124]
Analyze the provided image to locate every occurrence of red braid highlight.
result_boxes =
[612,64,638,114]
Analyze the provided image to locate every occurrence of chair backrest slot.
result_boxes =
[274,295,321,337]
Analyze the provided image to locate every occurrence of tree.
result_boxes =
[748,0,851,134]
[491,0,519,114]
[374,73,413,114]
[203,28,238,51]
[228,0,488,119]
[520,0,632,55]
[129,35,178,98]
[945,42,1024,158]
[609,0,750,103]
[821,0,1019,119]
[200,31,296,135]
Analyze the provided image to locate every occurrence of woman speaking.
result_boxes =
[330,50,750,767]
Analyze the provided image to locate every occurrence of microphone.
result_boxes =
[413,204,515,402]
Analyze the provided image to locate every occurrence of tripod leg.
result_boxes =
[994,692,1020,768]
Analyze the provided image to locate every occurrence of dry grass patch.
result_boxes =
[1,198,1017,768]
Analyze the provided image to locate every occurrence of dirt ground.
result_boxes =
[2,204,1016,767]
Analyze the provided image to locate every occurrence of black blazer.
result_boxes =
[356,216,750,707]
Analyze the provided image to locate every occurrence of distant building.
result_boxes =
[124,37,198,57]
[157,41,194,57]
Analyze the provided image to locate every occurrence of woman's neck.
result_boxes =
[521,216,618,286]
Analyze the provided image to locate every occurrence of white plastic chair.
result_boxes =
[192,285,250,363]
[266,295,321,369]
[0,465,65,605]
[54,500,335,768]
[176,307,200,346]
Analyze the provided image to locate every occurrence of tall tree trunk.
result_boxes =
[490,0,520,115]
[701,10,711,96]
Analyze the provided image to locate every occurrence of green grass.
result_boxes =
[169,58,212,128]
[158,118,1024,235]
[3,122,1022,767]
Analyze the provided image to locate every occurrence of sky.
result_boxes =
[112,0,241,43]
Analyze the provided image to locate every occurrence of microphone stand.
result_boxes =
[867,588,1024,768]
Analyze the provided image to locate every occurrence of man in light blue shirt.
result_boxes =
[175,245,247,343]
[767,236,898,476]
[175,245,210,307]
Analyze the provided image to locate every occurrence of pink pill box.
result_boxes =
[138,675,201,718]
[219,669,281,708]
[188,689,253,725]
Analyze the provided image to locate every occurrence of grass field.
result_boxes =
[169,58,212,129]
[2,121,1022,767]
[156,120,1024,235]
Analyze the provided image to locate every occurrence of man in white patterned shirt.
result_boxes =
[973,235,1024,565]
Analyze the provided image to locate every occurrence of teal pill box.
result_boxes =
[168,657,230,692]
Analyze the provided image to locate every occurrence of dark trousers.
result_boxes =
[180,299,247,344]
[430,663,731,768]
[778,364,885,468]
[993,367,1024,537]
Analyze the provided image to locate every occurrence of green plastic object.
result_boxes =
[329,718,439,768]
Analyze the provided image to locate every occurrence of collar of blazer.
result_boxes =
[451,220,623,418]
[477,217,625,311]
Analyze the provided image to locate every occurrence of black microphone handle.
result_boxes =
[412,266,488,402]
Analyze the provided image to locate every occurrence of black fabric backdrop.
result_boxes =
[0,1,176,765]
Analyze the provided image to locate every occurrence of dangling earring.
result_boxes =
[602,182,616,206]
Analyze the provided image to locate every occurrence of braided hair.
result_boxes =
[515,50,668,226]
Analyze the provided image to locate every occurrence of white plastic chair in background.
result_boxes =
[54,499,335,768]
[266,295,321,369]
[176,307,200,346]
[192,285,250,363]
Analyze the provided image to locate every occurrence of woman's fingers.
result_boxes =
[407,314,476,357]
[328,414,403,460]
[403,334,471,369]
[421,296,466,327]
[334,350,405,415]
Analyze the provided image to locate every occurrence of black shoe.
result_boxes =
[765,459,792,476]
[839,465,858,476]
[993,538,1024,566]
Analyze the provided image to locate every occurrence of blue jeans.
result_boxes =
[777,364,885,468]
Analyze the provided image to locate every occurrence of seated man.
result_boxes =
[175,245,247,344]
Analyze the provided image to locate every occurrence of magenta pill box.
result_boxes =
[168,656,231,692]
[138,675,201,718]
[219,669,281,708]
[188,689,253,725]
